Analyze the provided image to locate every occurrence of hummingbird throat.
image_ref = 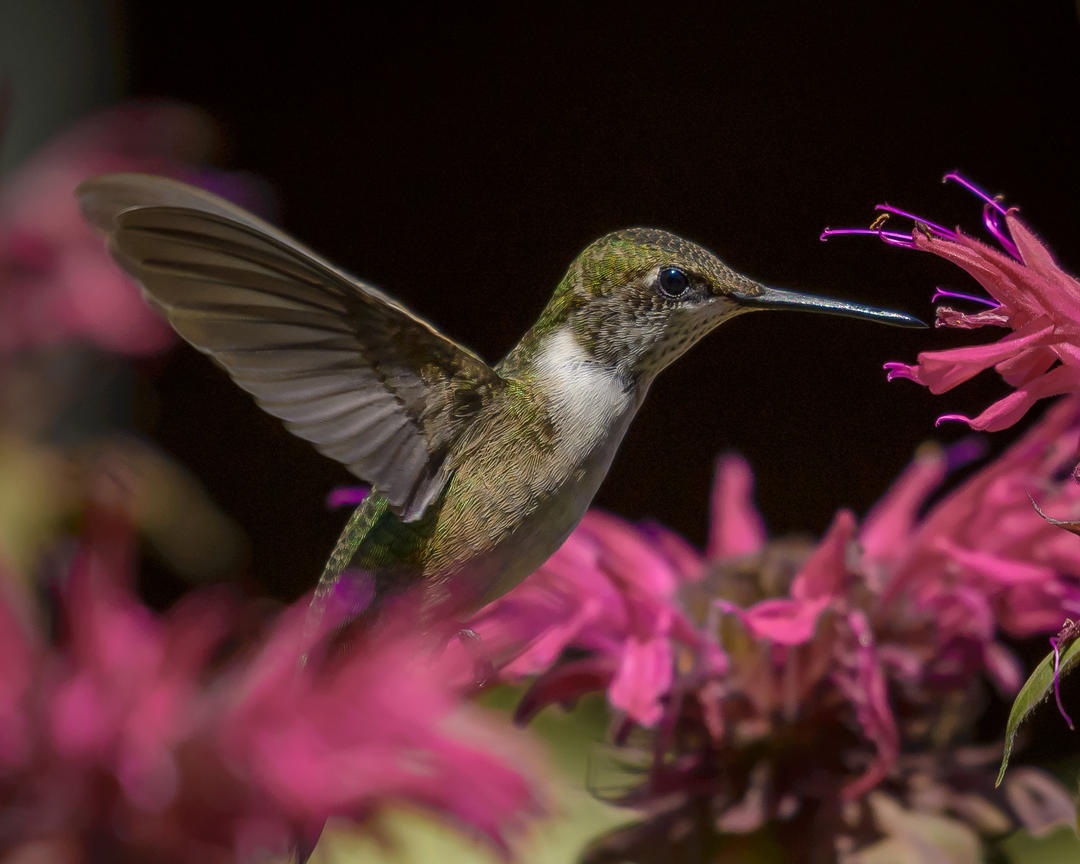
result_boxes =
[531,327,638,442]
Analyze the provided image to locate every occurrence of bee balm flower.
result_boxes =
[823,174,1080,435]
[475,400,1080,861]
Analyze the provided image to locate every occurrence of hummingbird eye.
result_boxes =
[657,266,691,299]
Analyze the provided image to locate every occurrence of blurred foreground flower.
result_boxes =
[822,175,1079,437]
[0,101,268,355]
[0,433,249,588]
[0,492,542,863]
[473,399,1080,863]
[0,102,269,585]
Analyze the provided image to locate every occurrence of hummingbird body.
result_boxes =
[345,324,640,613]
[77,175,922,626]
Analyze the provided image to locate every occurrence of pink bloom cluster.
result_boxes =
[823,174,1080,435]
[0,102,268,355]
[0,502,541,863]
[470,507,716,728]
[475,398,1080,860]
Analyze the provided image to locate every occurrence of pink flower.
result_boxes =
[872,398,1080,642]
[822,174,1080,434]
[0,102,269,355]
[0,498,542,862]
[470,509,714,728]
[478,406,1080,860]
[326,485,370,509]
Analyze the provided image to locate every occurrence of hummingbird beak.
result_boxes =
[730,283,926,329]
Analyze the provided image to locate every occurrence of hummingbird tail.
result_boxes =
[299,499,383,668]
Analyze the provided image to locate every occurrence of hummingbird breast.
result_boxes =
[352,327,640,613]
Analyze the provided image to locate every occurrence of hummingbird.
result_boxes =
[78,174,921,633]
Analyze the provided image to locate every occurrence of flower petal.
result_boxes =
[1005,214,1080,302]
[910,319,1056,394]
[961,363,1080,431]
[608,636,674,726]
[707,454,766,560]
[861,445,946,566]
[715,596,829,646]
[792,510,856,600]
[837,611,899,800]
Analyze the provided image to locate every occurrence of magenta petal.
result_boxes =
[923,585,995,643]
[581,511,680,600]
[936,540,1057,585]
[1004,213,1076,286]
[5,507,545,859]
[996,583,1078,637]
[792,510,856,600]
[326,486,370,509]
[608,636,674,726]
[836,611,899,800]
[707,454,767,560]
[639,520,705,582]
[916,231,1035,313]
[936,305,1013,329]
[499,598,600,678]
[995,346,1058,387]
[0,102,268,356]
[514,658,616,724]
[911,319,1057,394]
[947,226,1080,325]
[716,596,830,646]
[963,364,1080,431]
[861,445,946,565]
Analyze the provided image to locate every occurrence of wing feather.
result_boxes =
[77,173,504,520]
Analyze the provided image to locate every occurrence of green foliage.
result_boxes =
[1000,826,1080,863]
[998,637,1080,786]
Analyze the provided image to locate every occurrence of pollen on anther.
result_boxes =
[876,204,954,239]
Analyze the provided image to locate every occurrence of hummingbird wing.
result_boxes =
[78,173,504,522]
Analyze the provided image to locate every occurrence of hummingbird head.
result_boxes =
[521,227,922,386]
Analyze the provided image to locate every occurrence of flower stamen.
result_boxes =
[981,203,1021,261]
[883,361,918,383]
[935,413,972,427]
[1049,633,1075,730]
[875,204,955,240]
[942,172,1008,217]
[819,226,915,246]
[931,287,1000,309]
[941,172,1021,260]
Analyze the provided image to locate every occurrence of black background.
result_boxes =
[114,1,1079,600]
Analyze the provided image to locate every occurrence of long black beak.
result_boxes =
[733,284,926,328]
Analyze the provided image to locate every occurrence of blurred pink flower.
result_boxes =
[823,174,1080,435]
[0,102,268,355]
[326,485,370,509]
[476,403,1080,861]
[0,498,542,863]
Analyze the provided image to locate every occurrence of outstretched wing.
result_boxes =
[78,173,504,521]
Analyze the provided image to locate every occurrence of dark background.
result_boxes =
[100,1,1080,598]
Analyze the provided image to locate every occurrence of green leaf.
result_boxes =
[997,637,1080,787]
